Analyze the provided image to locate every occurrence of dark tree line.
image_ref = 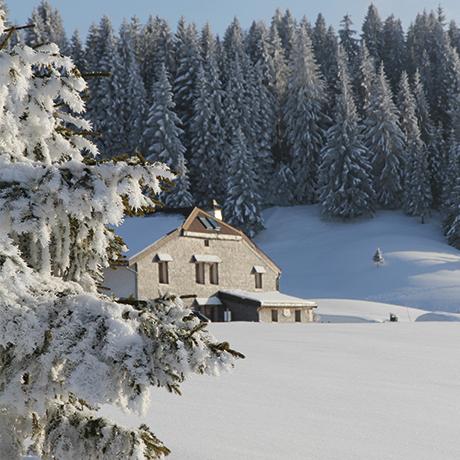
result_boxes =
[12,1,460,244]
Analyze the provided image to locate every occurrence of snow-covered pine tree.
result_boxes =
[277,9,297,60]
[25,0,68,52]
[223,128,264,237]
[268,22,288,163]
[361,3,383,62]
[189,60,226,204]
[106,20,147,156]
[442,133,460,248]
[283,26,327,203]
[138,15,174,99]
[373,248,384,265]
[382,15,407,93]
[319,47,375,219]
[357,41,377,115]
[173,19,201,155]
[412,69,445,205]
[143,64,187,171]
[163,152,194,208]
[363,64,405,209]
[222,19,256,151]
[398,71,432,220]
[252,63,276,205]
[339,14,360,79]
[84,17,116,152]
[0,16,239,459]
[69,29,86,71]
[312,14,339,102]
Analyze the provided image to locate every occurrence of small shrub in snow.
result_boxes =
[373,248,384,266]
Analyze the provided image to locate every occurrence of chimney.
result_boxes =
[211,200,223,221]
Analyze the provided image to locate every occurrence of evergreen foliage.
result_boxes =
[223,128,264,237]
[398,72,432,219]
[363,64,405,209]
[319,48,375,218]
[11,1,460,245]
[283,27,327,203]
[0,14,239,458]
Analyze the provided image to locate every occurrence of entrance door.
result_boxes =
[295,310,302,322]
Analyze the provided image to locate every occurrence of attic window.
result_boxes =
[198,216,221,232]
[158,262,169,284]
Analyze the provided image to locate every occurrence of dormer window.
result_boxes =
[155,253,173,285]
[253,265,266,290]
[159,262,169,284]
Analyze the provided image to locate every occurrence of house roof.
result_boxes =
[113,214,183,260]
[219,290,317,308]
[117,207,281,273]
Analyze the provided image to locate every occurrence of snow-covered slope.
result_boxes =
[256,206,460,314]
[105,322,460,460]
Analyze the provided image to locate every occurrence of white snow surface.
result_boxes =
[105,322,460,460]
[256,206,460,314]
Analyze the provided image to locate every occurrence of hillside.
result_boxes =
[256,206,460,315]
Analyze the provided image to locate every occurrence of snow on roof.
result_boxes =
[114,214,184,258]
[219,290,317,307]
[194,296,223,306]
[193,254,222,263]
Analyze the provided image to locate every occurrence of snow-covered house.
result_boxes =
[103,205,317,322]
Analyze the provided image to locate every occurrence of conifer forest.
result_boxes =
[13,1,460,243]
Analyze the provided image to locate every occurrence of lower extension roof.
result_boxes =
[219,290,317,308]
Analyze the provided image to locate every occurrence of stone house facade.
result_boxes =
[104,206,317,323]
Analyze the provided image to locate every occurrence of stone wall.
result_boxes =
[258,307,315,323]
[135,234,279,301]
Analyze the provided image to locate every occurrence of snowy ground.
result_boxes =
[102,206,460,459]
[256,206,460,315]
[106,322,460,460]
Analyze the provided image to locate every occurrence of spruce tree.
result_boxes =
[223,128,264,237]
[69,29,86,71]
[357,41,377,115]
[283,27,327,203]
[382,15,407,93]
[173,19,201,155]
[412,70,444,205]
[25,0,68,52]
[339,14,360,77]
[0,15,238,458]
[398,72,432,219]
[106,21,147,156]
[189,62,226,203]
[144,64,184,163]
[319,48,375,219]
[84,17,116,152]
[361,3,383,62]
[268,22,288,162]
[363,64,405,209]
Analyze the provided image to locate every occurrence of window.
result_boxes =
[255,273,263,289]
[209,263,219,285]
[158,261,169,284]
[295,310,302,322]
[271,309,278,322]
[204,239,210,247]
[196,262,205,284]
